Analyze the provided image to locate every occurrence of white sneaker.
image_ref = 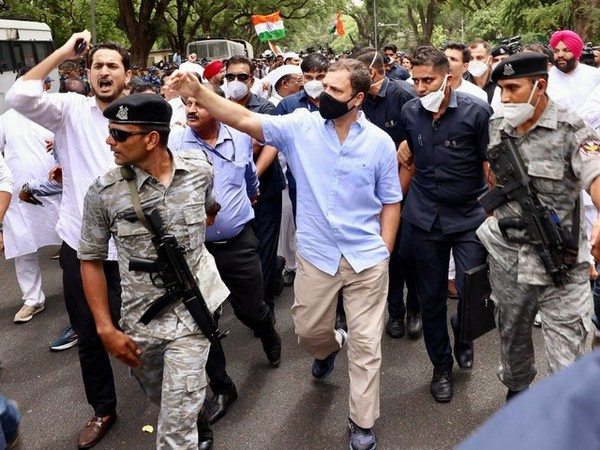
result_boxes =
[533,312,542,327]
[14,304,45,323]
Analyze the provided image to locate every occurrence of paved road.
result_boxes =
[1,246,554,450]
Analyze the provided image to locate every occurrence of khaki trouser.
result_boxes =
[292,254,389,429]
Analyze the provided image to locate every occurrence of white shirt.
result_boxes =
[456,79,488,102]
[0,153,13,193]
[6,79,117,258]
[548,63,600,110]
[578,83,600,130]
[0,109,61,259]
[168,97,187,128]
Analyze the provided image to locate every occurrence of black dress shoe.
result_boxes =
[206,385,238,424]
[406,313,422,339]
[430,368,453,403]
[198,436,213,450]
[260,328,282,367]
[451,315,474,369]
[385,317,405,339]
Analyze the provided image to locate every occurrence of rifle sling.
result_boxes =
[120,165,151,231]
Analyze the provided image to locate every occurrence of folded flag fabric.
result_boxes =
[252,11,286,42]
[330,11,345,37]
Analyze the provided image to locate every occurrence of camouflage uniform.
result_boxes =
[79,150,229,449]
[477,100,600,391]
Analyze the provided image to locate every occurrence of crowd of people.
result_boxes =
[1,26,600,450]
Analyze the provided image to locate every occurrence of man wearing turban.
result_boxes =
[547,29,600,111]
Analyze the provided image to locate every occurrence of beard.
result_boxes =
[555,56,577,74]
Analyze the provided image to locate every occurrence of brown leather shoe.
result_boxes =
[78,414,116,449]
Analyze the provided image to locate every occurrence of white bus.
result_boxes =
[0,19,59,114]
[186,38,254,62]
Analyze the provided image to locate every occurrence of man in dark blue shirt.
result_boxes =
[398,47,492,403]
[383,44,411,81]
[354,48,422,340]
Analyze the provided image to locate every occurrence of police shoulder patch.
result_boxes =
[579,139,600,156]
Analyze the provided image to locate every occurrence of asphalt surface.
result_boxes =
[0,245,555,450]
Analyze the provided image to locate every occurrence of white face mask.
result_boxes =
[227,80,249,100]
[468,58,489,77]
[419,74,448,113]
[503,81,540,128]
[304,80,324,99]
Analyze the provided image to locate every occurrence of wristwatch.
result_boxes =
[21,182,31,193]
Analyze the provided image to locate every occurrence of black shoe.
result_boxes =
[406,313,422,339]
[430,368,453,403]
[386,317,405,339]
[282,269,296,287]
[348,417,377,450]
[506,386,528,402]
[206,385,238,424]
[451,315,474,369]
[260,328,282,367]
[197,406,213,449]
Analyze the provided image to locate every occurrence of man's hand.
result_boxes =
[397,140,413,169]
[45,140,54,154]
[49,165,62,184]
[58,31,92,61]
[18,188,43,205]
[168,71,204,100]
[98,328,142,368]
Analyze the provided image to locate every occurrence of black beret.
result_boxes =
[103,93,172,126]
[491,53,548,83]
[491,45,510,57]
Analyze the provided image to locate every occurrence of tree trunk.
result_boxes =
[573,0,600,42]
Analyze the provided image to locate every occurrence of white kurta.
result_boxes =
[0,109,61,259]
[548,63,600,111]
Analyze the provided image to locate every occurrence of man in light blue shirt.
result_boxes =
[170,58,401,450]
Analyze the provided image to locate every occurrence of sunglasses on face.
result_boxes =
[224,73,251,82]
[108,127,150,142]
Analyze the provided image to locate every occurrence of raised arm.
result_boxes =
[169,71,265,142]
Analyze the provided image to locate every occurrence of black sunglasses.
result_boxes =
[224,73,251,82]
[109,128,151,142]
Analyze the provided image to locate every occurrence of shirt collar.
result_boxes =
[245,93,261,108]
[376,77,390,98]
[447,88,458,108]
[127,150,184,189]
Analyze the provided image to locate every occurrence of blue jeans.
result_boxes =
[0,395,20,449]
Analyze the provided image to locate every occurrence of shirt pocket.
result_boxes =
[225,161,247,188]
[183,203,206,250]
[527,160,565,194]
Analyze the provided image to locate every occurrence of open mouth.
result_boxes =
[98,79,113,91]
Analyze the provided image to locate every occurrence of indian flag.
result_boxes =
[251,11,286,42]
[330,11,345,37]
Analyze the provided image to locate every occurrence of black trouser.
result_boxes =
[388,223,420,320]
[60,242,122,417]
[251,192,282,312]
[401,219,486,370]
[205,224,271,394]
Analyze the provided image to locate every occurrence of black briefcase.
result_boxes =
[460,263,496,341]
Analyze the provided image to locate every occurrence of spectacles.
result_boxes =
[108,128,151,142]
[224,73,251,82]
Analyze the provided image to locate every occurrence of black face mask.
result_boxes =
[318,92,357,120]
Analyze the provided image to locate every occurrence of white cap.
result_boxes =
[265,64,302,88]
[283,52,300,62]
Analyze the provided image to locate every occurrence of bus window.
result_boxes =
[0,42,14,72]
[21,42,36,66]
[34,41,53,61]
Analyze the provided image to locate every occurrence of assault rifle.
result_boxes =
[478,138,578,286]
[126,208,227,348]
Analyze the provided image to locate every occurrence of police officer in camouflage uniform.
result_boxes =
[477,53,600,401]
[78,94,229,450]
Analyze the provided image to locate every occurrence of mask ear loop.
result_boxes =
[527,80,540,106]
[368,52,379,69]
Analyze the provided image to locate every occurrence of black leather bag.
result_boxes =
[460,263,496,341]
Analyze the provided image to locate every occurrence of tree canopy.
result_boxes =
[2,0,599,65]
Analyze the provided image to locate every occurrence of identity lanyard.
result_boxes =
[190,127,236,163]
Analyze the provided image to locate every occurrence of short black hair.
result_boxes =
[131,81,159,94]
[412,46,450,73]
[442,42,471,63]
[383,44,397,53]
[59,77,89,96]
[328,58,371,97]
[468,38,491,55]
[89,42,131,71]
[16,66,32,80]
[350,48,386,75]
[226,55,255,74]
[300,53,330,74]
